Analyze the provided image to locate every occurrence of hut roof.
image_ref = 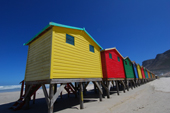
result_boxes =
[101,47,124,59]
[124,56,133,63]
[23,22,103,49]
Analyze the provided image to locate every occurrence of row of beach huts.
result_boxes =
[11,22,156,113]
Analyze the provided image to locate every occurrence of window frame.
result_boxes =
[117,56,120,62]
[66,34,74,45]
[109,53,112,59]
[125,61,127,65]
[89,44,95,53]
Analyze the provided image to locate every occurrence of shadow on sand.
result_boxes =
[0,88,121,113]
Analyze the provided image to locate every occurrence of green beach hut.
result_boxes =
[123,57,136,89]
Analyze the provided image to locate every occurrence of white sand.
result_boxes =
[0,78,170,113]
[149,77,170,92]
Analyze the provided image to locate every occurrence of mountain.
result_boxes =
[142,49,170,76]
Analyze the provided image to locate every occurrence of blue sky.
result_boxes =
[0,0,170,85]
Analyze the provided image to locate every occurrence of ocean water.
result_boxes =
[0,84,50,93]
[0,85,22,93]
[0,82,92,93]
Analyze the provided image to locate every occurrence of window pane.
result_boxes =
[89,45,94,53]
[117,56,120,62]
[125,61,127,65]
[109,53,112,59]
[66,34,74,45]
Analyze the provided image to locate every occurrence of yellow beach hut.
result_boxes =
[22,22,103,112]
[137,64,143,84]
[24,22,103,81]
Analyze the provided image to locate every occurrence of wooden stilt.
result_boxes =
[54,84,57,103]
[25,96,30,109]
[111,80,114,90]
[79,82,84,109]
[138,80,140,86]
[135,80,138,87]
[42,84,49,107]
[101,81,110,98]
[83,82,89,96]
[98,82,102,101]
[120,80,126,93]
[20,80,24,98]
[84,82,90,89]
[54,84,57,94]
[116,81,119,95]
[126,80,129,91]
[60,84,62,99]
[130,81,133,90]
[94,83,97,94]
[48,84,54,113]
[75,82,78,98]
[51,84,66,106]
[106,81,110,98]
[83,83,86,96]
[132,80,136,88]
[25,85,32,109]
[33,92,36,104]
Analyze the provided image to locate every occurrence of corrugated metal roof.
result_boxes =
[23,22,103,49]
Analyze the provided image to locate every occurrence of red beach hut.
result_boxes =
[100,47,126,96]
[101,47,125,79]
[141,66,146,82]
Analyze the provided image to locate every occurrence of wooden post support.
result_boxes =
[20,80,24,98]
[54,84,57,94]
[111,81,114,87]
[33,92,36,104]
[79,82,84,109]
[60,84,63,99]
[42,84,49,107]
[94,83,97,94]
[130,80,133,90]
[25,85,32,109]
[116,81,119,95]
[138,80,140,86]
[51,84,66,106]
[54,84,57,103]
[135,80,137,87]
[126,80,129,91]
[48,84,54,113]
[106,81,110,98]
[93,81,103,94]
[98,81,102,101]
[121,80,126,93]
[132,80,136,88]
[101,81,110,98]
[83,82,89,96]
[75,82,78,98]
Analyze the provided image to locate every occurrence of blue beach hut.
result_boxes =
[132,61,138,79]
[132,61,139,86]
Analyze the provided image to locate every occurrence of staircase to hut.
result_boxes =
[64,83,76,97]
[10,80,41,111]
[10,81,77,111]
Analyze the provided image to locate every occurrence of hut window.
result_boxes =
[66,34,74,45]
[117,56,120,62]
[125,61,127,65]
[129,62,131,66]
[89,45,94,53]
[109,53,112,59]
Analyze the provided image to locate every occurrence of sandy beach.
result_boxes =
[0,77,170,113]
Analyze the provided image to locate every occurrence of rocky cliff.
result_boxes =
[142,49,170,76]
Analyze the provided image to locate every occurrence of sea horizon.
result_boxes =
[0,85,22,93]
